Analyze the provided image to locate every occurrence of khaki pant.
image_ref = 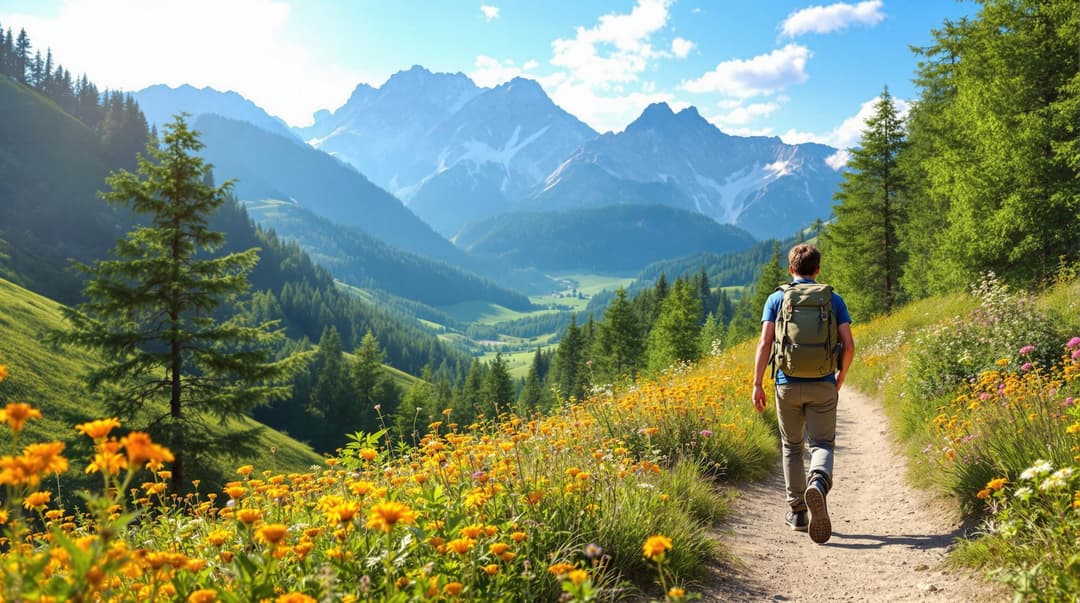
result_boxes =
[775,381,836,512]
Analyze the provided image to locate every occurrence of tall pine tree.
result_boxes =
[823,87,907,319]
[58,116,292,493]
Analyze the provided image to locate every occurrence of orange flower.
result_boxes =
[359,448,378,462]
[86,439,128,475]
[443,582,464,597]
[642,534,672,561]
[76,418,121,440]
[237,465,254,477]
[187,589,217,603]
[225,485,247,500]
[276,595,316,603]
[986,478,1008,491]
[446,537,475,555]
[236,508,263,525]
[5,403,42,433]
[366,501,417,533]
[0,364,8,382]
[206,529,232,547]
[23,490,51,510]
[567,569,589,586]
[256,523,290,546]
[326,500,361,525]
[22,441,68,476]
[483,563,499,576]
[122,432,174,466]
[548,562,575,576]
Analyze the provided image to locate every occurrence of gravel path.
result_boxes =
[702,388,1002,602]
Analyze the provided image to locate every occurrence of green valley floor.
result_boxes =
[706,389,1005,602]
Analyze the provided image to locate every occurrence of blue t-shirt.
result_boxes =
[761,278,852,384]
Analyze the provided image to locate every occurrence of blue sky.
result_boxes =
[0,0,972,150]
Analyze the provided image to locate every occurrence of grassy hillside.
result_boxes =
[0,277,322,490]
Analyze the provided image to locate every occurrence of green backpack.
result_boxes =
[771,282,840,379]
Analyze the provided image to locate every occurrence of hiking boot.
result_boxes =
[805,478,831,544]
[784,510,808,532]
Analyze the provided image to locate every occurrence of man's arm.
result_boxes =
[836,323,855,391]
[752,321,775,412]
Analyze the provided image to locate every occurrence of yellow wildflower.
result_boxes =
[642,534,672,561]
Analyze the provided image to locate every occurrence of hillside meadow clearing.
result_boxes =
[3,274,1080,601]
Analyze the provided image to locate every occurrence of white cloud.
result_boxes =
[551,0,672,87]
[671,37,695,59]
[681,44,811,97]
[548,81,688,134]
[826,150,850,169]
[480,4,500,21]
[470,55,531,88]
[540,0,701,132]
[523,59,540,70]
[724,126,774,137]
[0,0,367,127]
[709,100,782,126]
[780,0,885,37]
[780,94,911,169]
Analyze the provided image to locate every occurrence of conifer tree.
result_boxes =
[58,116,291,493]
[518,348,548,411]
[352,330,397,433]
[725,242,787,346]
[647,279,702,372]
[482,352,516,415]
[595,288,643,381]
[308,326,354,448]
[823,87,908,319]
[551,317,587,401]
[13,28,29,84]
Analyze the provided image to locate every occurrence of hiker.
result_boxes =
[751,243,855,544]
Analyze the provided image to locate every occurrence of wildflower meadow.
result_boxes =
[0,345,774,602]
[850,275,1080,601]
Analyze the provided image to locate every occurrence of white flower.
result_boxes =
[1012,486,1033,501]
[1050,467,1074,481]
[1039,474,1068,492]
[1020,459,1053,480]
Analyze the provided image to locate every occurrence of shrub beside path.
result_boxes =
[704,388,1003,602]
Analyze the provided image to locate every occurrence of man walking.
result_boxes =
[752,243,855,544]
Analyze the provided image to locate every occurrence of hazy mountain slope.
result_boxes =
[244,199,534,310]
[134,83,298,140]
[453,204,757,272]
[298,65,483,190]
[193,113,471,265]
[403,77,597,235]
[0,75,126,303]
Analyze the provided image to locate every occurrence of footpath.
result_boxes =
[704,389,1003,602]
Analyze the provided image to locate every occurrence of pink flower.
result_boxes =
[1019,345,1035,355]
[1073,349,1080,361]
[1067,337,1080,349]
[699,429,713,437]
[1062,397,1074,408]
[1020,362,1033,372]
[979,393,991,401]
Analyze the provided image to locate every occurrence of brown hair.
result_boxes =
[788,243,821,277]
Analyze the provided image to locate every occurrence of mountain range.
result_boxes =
[135,65,844,243]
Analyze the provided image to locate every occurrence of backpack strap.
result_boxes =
[769,283,796,380]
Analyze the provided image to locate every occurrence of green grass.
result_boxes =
[0,277,322,491]
[439,300,543,324]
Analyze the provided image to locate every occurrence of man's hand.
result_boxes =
[836,372,846,392]
[752,383,767,412]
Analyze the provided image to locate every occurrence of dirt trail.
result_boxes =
[704,388,1001,602]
